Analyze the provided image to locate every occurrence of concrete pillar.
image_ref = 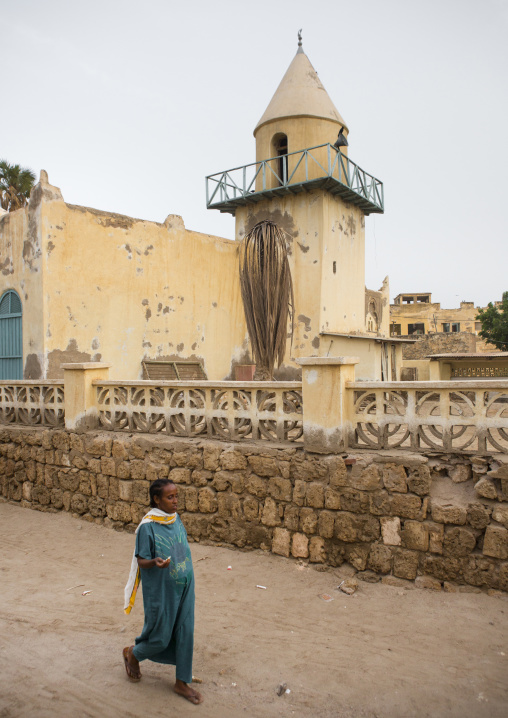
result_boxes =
[295,356,359,453]
[62,362,111,431]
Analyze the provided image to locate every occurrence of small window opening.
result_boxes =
[408,323,425,335]
[442,322,460,333]
[333,261,337,274]
[274,134,288,185]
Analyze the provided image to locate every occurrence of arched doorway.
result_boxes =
[0,290,23,379]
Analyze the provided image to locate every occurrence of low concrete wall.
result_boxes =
[1,426,507,592]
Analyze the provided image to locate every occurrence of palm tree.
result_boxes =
[239,220,294,380]
[0,160,36,211]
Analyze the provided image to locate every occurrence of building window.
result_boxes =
[402,296,414,304]
[442,322,460,333]
[391,323,401,336]
[272,133,288,185]
[0,289,23,379]
[408,323,425,335]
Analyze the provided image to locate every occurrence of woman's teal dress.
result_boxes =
[132,516,195,683]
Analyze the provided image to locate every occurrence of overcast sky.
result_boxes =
[2,0,507,309]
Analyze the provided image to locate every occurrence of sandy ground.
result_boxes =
[0,501,507,718]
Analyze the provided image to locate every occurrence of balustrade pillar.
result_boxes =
[295,356,359,453]
[62,363,111,431]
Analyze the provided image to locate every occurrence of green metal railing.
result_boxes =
[206,144,384,215]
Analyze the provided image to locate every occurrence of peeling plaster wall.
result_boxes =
[1,170,389,383]
[41,200,247,380]
[0,177,248,381]
[320,195,365,334]
[243,91,388,376]
[236,194,323,361]
[236,190,370,369]
[0,202,45,379]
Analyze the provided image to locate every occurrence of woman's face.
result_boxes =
[154,483,178,513]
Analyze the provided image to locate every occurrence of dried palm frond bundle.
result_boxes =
[239,220,294,381]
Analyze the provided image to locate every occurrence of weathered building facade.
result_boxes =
[390,292,499,353]
[207,41,402,380]
[0,174,247,381]
[0,41,398,382]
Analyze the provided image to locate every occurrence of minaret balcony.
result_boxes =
[206,143,384,215]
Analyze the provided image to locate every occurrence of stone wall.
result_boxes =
[402,332,477,360]
[1,425,507,592]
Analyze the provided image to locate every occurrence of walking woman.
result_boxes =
[123,478,202,705]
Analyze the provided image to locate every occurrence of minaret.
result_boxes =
[254,31,349,169]
[206,35,384,371]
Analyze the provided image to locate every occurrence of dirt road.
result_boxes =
[1,500,507,718]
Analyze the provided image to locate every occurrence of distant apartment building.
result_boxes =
[389,293,482,337]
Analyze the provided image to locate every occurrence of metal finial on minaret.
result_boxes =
[297,29,303,54]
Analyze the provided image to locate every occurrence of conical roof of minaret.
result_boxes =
[254,44,348,134]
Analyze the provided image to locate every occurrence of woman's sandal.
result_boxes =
[123,646,141,681]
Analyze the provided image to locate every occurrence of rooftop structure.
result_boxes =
[390,294,486,338]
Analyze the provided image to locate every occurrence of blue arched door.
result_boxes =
[0,290,23,379]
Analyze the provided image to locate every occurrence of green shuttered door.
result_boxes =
[0,291,22,380]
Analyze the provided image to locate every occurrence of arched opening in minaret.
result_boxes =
[271,133,288,186]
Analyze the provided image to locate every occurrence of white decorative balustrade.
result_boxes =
[348,381,508,454]
[0,382,65,427]
[93,381,303,443]
[2,370,508,455]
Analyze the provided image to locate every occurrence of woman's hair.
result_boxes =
[149,478,175,508]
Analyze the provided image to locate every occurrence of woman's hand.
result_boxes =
[137,556,171,569]
[154,557,171,569]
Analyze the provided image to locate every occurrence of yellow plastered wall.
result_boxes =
[235,190,366,362]
[401,359,431,381]
[255,116,347,188]
[0,178,250,381]
[320,195,365,335]
[319,336,403,381]
[0,204,45,378]
[40,200,247,380]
